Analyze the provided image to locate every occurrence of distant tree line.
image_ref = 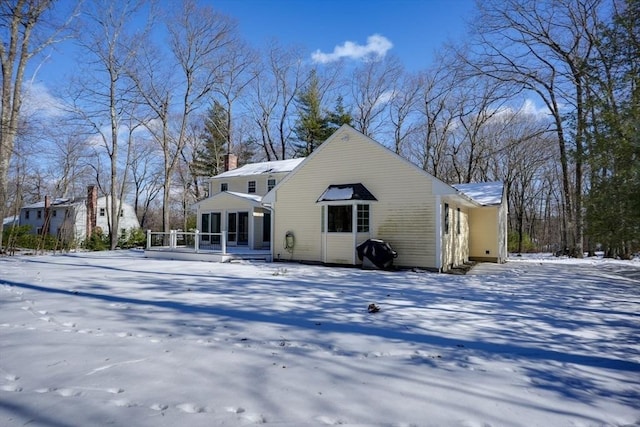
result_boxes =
[0,0,637,257]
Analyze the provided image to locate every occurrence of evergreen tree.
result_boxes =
[326,96,353,130]
[293,71,330,156]
[585,0,640,258]
[192,101,229,177]
[293,72,353,157]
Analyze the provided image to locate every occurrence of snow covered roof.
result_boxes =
[225,191,263,203]
[214,158,305,179]
[453,182,504,206]
[317,183,377,202]
[22,198,79,209]
[3,215,18,226]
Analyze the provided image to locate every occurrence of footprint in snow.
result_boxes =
[150,403,168,411]
[316,415,345,425]
[1,384,23,392]
[56,388,82,397]
[4,374,19,381]
[34,387,57,393]
[176,403,206,413]
[111,399,137,407]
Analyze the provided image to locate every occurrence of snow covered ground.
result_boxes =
[1,250,638,427]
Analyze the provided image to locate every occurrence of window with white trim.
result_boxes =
[357,205,370,232]
[100,207,106,217]
[267,178,276,192]
[248,181,256,193]
[220,182,228,192]
[325,204,370,233]
[328,205,352,232]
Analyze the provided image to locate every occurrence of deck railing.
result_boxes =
[146,230,227,254]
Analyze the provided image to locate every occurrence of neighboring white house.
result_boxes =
[192,156,305,250]
[19,186,140,243]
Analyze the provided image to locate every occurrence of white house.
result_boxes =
[192,156,305,250]
[263,125,507,271]
[187,126,507,271]
[20,186,140,244]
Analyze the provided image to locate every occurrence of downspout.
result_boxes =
[435,195,442,272]
[352,202,357,265]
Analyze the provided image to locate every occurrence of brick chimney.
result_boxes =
[223,153,238,172]
[86,185,98,238]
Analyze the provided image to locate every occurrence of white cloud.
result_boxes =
[21,81,66,118]
[521,98,550,117]
[311,34,393,64]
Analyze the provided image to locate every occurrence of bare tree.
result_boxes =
[0,0,74,250]
[129,137,163,229]
[448,77,510,184]
[409,62,459,179]
[351,55,403,139]
[72,0,151,248]
[212,39,257,155]
[246,42,308,160]
[388,71,421,156]
[130,0,237,233]
[468,0,605,256]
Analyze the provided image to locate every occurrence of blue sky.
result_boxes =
[212,0,476,71]
[30,0,476,87]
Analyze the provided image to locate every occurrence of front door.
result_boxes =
[227,211,249,246]
[201,212,221,245]
[238,212,249,245]
[228,212,237,244]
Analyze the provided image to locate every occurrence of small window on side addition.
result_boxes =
[220,182,228,192]
[456,208,460,235]
[52,210,57,217]
[248,181,256,194]
[100,207,106,217]
[37,210,42,219]
[267,178,276,192]
[357,204,370,232]
[25,210,30,220]
[444,203,449,234]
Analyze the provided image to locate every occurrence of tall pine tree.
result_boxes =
[293,72,353,157]
[585,0,640,258]
[192,101,230,178]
